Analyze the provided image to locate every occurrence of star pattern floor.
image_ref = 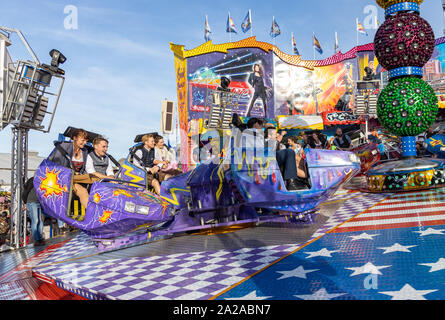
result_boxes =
[2,188,445,300]
[216,188,445,300]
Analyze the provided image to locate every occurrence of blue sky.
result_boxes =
[0,0,444,159]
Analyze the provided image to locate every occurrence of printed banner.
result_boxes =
[274,55,356,116]
[187,47,274,119]
[322,111,365,126]
[174,53,189,171]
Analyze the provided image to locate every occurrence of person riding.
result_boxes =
[48,128,90,209]
[264,125,308,191]
[154,135,182,176]
[85,137,115,181]
[241,118,265,149]
[368,128,382,144]
[264,123,287,151]
[287,136,310,189]
[309,131,327,149]
[133,134,167,195]
[333,128,352,151]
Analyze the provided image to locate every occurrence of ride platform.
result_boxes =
[2,185,445,300]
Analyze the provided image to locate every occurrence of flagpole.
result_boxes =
[272,16,275,46]
[291,32,294,54]
[335,31,338,54]
[313,32,316,60]
[356,18,359,47]
[228,11,232,43]
[205,14,208,42]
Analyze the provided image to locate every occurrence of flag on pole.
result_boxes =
[356,19,368,35]
[241,10,252,33]
[292,33,299,55]
[313,34,323,54]
[334,31,339,53]
[204,15,211,42]
[226,12,237,33]
[270,16,281,38]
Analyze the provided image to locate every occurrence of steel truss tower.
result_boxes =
[10,126,29,247]
[0,26,65,249]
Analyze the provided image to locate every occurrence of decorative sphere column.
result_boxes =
[366,1,443,192]
[374,2,437,158]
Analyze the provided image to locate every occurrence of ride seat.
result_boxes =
[124,145,159,192]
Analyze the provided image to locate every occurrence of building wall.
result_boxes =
[0,151,45,187]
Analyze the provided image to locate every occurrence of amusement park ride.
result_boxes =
[2,0,445,256]
[34,80,362,252]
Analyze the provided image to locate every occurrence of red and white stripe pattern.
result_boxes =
[332,189,445,233]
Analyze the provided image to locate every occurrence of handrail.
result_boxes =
[99,178,146,189]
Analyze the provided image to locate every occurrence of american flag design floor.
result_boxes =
[3,188,445,300]
[332,189,445,233]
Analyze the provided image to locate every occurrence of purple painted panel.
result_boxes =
[34,159,175,240]
[230,148,360,213]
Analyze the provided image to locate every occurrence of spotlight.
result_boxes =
[41,49,67,75]
[50,49,67,68]
[218,76,231,92]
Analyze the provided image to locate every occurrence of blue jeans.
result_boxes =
[27,202,44,242]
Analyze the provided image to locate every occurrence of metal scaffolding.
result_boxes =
[0,26,65,249]
[9,126,28,247]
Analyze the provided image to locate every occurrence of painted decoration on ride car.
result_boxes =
[38,168,68,199]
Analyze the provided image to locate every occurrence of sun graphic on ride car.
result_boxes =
[39,168,68,199]
[99,210,114,224]
[93,193,101,204]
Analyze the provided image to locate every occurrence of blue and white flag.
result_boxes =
[226,12,237,34]
[241,10,252,33]
[270,16,281,39]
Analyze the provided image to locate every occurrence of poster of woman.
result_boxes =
[246,63,272,118]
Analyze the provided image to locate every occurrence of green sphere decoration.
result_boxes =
[377,77,438,137]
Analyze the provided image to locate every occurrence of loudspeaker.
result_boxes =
[161,100,174,134]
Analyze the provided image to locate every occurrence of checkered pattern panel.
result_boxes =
[33,244,300,300]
